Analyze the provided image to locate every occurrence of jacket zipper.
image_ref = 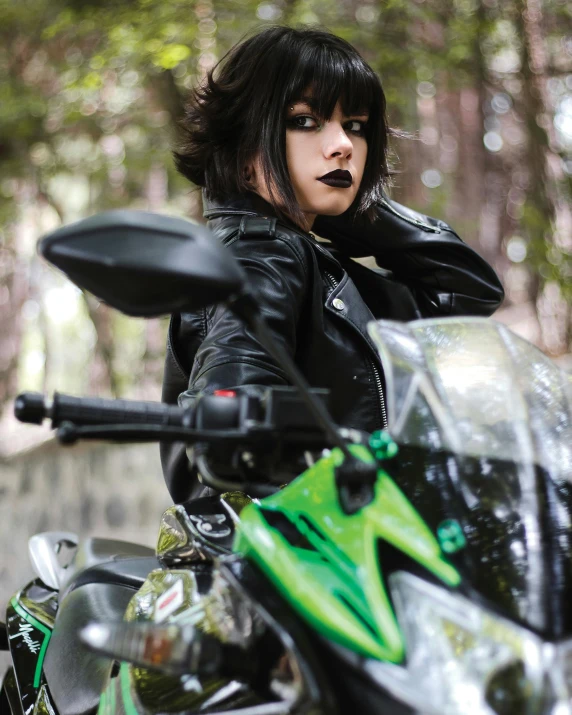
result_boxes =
[208,218,390,427]
[323,270,388,431]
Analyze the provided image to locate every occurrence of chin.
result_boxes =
[314,201,354,216]
[305,195,356,216]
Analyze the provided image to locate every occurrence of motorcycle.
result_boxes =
[2,210,572,715]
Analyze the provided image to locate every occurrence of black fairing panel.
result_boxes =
[1,668,23,715]
[59,537,155,597]
[46,548,162,715]
[44,582,136,715]
[61,556,160,601]
[386,444,572,638]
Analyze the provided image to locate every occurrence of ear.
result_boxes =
[244,162,259,190]
[243,165,253,184]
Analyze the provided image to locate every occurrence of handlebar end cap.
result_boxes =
[14,392,46,424]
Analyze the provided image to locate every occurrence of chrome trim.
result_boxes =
[156,505,232,565]
[200,681,247,710]
[32,684,57,715]
[19,583,58,629]
[207,705,290,715]
[156,505,209,564]
[28,531,78,591]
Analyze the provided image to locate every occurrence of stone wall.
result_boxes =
[0,439,172,612]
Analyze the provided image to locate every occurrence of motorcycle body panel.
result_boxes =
[234,443,459,662]
[6,585,55,713]
[95,553,340,715]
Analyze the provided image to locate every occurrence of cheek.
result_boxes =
[286,132,318,183]
[354,141,368,179]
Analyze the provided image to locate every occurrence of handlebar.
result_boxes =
[14,392,188,428]
[13,387,361,498]
[13,387,330,444]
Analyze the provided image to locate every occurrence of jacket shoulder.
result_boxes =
[380,197,459,237]
[212,214,312,265]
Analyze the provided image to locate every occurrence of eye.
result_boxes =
[287,115,319,130]
[345,120,367,136]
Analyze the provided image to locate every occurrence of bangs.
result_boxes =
[283,42,381,119]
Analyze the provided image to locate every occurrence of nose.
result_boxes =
[322,122,353,160]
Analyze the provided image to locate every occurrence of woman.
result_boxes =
[161,26,504,502]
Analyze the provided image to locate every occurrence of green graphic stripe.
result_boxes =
[97,676,118,715]
[97,689,107,715]
[110,670,117,714]
[120,663,139,715]
[10,597,52,689]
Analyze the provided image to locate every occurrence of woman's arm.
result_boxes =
[182,233,308,398]
[313,196,504,318]
[161,232,309,503]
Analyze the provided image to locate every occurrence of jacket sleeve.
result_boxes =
[178,232,309,407]
[162,233,308,503]
[312,197,504,318]
[162,231,309,503]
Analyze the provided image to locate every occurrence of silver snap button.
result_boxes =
[332,298,345,311]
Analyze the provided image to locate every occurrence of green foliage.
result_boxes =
[2,0,572,403]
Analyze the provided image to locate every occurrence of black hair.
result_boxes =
[174,25,393,226]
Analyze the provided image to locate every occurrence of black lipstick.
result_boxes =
[318,169,352,189]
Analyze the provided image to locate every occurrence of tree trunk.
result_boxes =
[82,293,119,397]
[514,0,569,351]
[0,213,29,413]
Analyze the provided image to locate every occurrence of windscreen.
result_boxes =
[368,318,572,482]
[368,317,572,633]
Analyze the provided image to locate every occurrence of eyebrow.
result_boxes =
[290,95,320,111]
[289,96,369,117]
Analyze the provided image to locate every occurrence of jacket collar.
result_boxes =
[202,190,347,277]
[203,190,277,218]
[203,190,307,235]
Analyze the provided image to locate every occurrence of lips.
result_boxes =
[318,169,353,189]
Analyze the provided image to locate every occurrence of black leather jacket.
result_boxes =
[161,192,504,502]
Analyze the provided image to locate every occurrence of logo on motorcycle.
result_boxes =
[10,622,41,654]
[189,513,231,539]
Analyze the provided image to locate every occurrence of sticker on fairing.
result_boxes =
[10,621,42,654]
[154,579,184,623]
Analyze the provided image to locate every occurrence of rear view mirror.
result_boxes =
[40,210,246,317]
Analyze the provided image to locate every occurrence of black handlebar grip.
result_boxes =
[14,392,48,424]
[50,393,187,427]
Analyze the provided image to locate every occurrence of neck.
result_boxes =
[301,213,316,232]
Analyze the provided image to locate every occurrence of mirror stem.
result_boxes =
[228,292,353,460]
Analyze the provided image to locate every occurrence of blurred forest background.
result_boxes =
[1,0,572,454]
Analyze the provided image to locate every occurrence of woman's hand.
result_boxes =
[314,197,505,317]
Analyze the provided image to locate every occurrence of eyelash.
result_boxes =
[286,114,367,137]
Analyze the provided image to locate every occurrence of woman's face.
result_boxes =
[250,96,368,230]
[285,97,368,229]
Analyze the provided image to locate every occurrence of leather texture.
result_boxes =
[161,191,504,503]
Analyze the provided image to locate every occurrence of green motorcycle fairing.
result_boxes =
[95,442,460,714]
[235,443,460,662]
